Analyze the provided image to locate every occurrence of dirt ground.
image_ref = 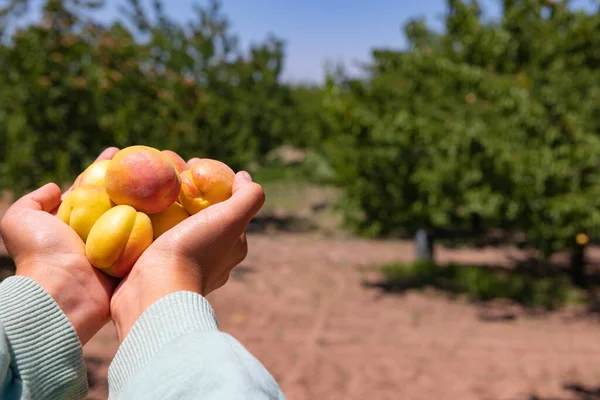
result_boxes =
[78,233,600,400]
[3,193,600,400]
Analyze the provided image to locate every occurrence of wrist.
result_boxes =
[111,266,203,342]
[108,291,218,398]
[0,276,89,399]
[16,259,112,345]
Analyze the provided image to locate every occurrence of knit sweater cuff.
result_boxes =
[108,291,219,398]
[0,276,87,399]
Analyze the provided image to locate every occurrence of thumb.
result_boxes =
[13,183,63,213]
[164,172,264,243]
[227,171,265,226]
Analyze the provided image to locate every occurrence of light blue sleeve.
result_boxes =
[108,291,286,400]
[0,276,88,400]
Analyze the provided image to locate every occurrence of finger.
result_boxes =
[232,171,253,193]
[226,171,265,226]
[13,183,62,212]
[215,235,248,290]
[215,274,230,290]
[216,234,248,272]
[62,147,119,200]
[166,174,262,243]
[232,233,248,265]
[94,146,119,162]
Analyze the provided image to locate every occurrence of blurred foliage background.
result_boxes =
[2,0,600,287]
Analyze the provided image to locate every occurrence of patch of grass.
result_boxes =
[248,158,343,235]
[380,261,586,310]
[251,151,336,185]
[251,163,312,184]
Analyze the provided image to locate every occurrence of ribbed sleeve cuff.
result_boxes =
[0,276,87,399]
[108,291,219,399]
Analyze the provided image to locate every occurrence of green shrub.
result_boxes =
[381,261,581,310]
[325,0,600,261]
[0,0,308,196]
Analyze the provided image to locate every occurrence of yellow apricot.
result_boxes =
[57,185,113,242]
[179,159,235,215]
[85,205,153,278]
[73,160,110,189]
[149,202,190,239]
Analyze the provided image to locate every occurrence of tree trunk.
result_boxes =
[570,244,586,287]
[415,229,435,263]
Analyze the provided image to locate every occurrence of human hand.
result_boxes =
[0,148,120,345]
[110,171,265,341]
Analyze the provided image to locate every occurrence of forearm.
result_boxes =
[0,277,87,400]
[108,291,285,400]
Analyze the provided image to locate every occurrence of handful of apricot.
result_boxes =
[57,145,235,278]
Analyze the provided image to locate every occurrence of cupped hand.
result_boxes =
[110,171,265,341]
[0,147,120,345]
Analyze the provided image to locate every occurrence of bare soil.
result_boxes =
[3,195,600,400]
[80,233,600,400]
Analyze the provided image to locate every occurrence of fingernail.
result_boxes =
[241,171,253,182]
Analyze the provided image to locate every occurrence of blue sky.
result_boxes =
[18,0,598,83]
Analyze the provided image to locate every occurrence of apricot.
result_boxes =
[179,159,235,215]
[162,150,188,174]
[57,185,113,242]
[85,205,153,278]
[105,145,181,214]
[149,202,190,239]
[73,160,110,189]
[186,157,201,170]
